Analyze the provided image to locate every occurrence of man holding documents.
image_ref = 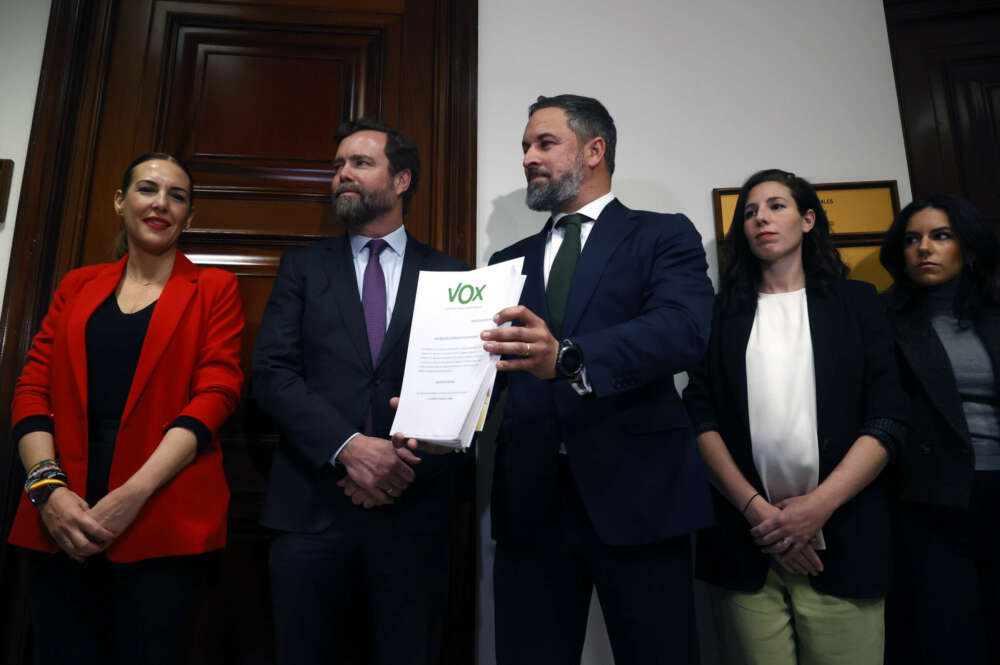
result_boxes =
[483,95,715,665]
[253,118,467,665]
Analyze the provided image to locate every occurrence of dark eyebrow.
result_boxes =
[765,196,787,204]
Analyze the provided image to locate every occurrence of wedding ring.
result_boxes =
[523,343,532,357]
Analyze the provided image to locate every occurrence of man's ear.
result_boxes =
[394,169,412,196]
[583,136,606,170]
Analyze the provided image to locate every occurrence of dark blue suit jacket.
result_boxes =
[489,198,715,547]
[254,233,468,533]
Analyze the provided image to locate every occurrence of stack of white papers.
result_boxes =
[390,257,526,449]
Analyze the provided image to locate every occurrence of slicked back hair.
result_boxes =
[114,152,193,259]
[335,118,420,214]
[529,94,617,174]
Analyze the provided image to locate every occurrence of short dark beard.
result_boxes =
[525,150,586,212]
[333,184,396,230]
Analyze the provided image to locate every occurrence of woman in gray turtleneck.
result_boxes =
[879,195,1000,665]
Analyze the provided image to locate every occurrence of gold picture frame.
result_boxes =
[711,180,901,291]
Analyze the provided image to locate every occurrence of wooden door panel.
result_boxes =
[947,56,1000,221]
[886,1,1000,226]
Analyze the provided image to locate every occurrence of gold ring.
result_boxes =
[523,343,531,357]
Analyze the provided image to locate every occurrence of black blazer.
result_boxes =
[254,233,468,533]
[684,280,908,599]
[884,293,1000,508]
[489,199,716,548]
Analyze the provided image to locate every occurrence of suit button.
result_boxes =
[920,444,932,455]
[820,438,831,451]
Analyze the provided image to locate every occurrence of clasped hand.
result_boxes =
[40,484,148,561]
[745,494,829,577]
[337,433,423,509]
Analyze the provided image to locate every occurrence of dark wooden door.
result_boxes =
[885,0,1000,225]
[0,1,477,663]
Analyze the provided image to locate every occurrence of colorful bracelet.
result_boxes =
[28,477,68,492]
[24,464,67,494]
[26,458,58,477]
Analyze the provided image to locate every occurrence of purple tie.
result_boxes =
[362,238,389,364]
[362,239,388,436]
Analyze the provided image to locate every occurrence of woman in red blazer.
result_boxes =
[9,153,244,665]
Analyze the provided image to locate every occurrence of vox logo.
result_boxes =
[448,282,486,304]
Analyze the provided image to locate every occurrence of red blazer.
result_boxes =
[9,253,244,562]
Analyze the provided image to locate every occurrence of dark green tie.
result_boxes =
[546,213,587,338]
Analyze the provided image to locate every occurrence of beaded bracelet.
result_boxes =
[24,464,68,494]
[26,458,58,477]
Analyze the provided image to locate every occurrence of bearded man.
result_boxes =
[484,95,715,664]
[253,118,468,665]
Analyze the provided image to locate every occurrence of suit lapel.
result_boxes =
[521,225,550,321]
[722,306,755,436]
[561,199,635,337]
[66,258,128,410]
[377,234,425,369]
[120,253,198,426]
[323,235,373,371]
[806,289,840,432]
[893,306,969,442]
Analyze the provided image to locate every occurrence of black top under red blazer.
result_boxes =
[684,280,908,599]
[883,292,1000,508]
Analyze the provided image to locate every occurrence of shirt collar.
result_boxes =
[349,224,408,258]
[552,191,615,226]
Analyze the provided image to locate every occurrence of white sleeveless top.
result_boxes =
[746,289,825,549]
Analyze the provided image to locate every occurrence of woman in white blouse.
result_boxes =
[684,169,908,665]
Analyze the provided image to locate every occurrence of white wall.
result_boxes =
[0,0,52,298]
[476,1,911,664]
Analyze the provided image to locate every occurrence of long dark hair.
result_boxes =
[113,152,194,259]
[719,169,846,313]
[879,194,1000,321]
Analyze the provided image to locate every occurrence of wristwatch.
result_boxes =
[27,481,61,507]
[554,339,584,381]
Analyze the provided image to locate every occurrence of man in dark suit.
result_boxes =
[483,95,715,664]
[253,118,467,665]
